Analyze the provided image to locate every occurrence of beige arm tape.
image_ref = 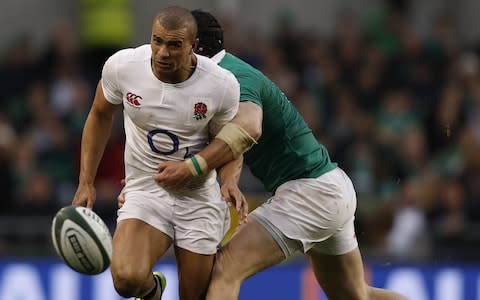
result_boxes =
[215,122,257,158]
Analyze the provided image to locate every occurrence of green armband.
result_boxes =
[185,154,208,176]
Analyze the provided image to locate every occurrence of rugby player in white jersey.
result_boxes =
[71,6,240,300]
[151,10,408,300]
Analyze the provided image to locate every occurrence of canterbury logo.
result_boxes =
[126,92,142,107]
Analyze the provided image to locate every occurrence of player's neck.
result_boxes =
[152,54,197,84]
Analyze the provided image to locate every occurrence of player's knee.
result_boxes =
[111,265,149,297]
[212,248,242,285]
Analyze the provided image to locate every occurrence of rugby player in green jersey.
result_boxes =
[149,10,408,300]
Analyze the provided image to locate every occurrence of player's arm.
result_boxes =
[217,155,248,223]
[155,101,261,187]
[195,101,262,171]
[186,102,261,222]
[73,81,119,208]
[218,155,243,187]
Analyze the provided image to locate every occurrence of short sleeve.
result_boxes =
[237,70,263,106]
[101,53,123,105]
[209,72,240,136]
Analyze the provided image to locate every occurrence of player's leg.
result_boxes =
[308,246,367,299]
[307,247,408,300]
[174,246,215,300]
[206,218,287,300]
[306,168,408,299]
[111,190,174,299]
[173,187,233,300]
[111,219,172,298]
[305,206,409,300]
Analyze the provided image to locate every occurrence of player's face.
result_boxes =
[150,21,195,81]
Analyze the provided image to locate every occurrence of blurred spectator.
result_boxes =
[355,45,385,112]
[428,178,468,260]
[37,21,82,83]
[398,127,429,177]
[426,81,466,152]
[347,140,376,199]
[385,176,432,261]
[0,35,38,101]
[375,88,420,149]
[272,9,304,73]
[363,6,404,59]
[79,0,134,75]
[462,78,480,223]
[333,12,364,86]
[0,114,16,212]
[261,45,299,97]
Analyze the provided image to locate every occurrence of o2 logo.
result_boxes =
[147,129,192,159]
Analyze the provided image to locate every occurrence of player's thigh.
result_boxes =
[174,189,230,255]
[214,218,286,282]
[111,219,172,279]
[174,246,215,300]
[308,247,367,300]
[113,189,174,273]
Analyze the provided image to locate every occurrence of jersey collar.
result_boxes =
[211,50,226,64]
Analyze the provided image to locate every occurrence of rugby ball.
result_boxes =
[51,205,112,275]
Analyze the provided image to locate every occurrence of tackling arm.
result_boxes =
[217,155,249,223]
[189,101,262,174]
[218,155,243,186]
[154,101,261,191]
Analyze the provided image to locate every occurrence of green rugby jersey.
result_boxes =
[218,52,337,192]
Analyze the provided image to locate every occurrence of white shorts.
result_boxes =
[250,167,358,256]
[117,185,230,255]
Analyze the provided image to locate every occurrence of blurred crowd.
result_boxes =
[1,4,480,261]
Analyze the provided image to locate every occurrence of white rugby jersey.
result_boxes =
[101,44,240,190]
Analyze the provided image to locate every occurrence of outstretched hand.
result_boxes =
[72,182,96,209]
[153,160,193,189]
[221,181,248,225]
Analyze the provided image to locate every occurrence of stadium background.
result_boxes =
[1,0,480,299]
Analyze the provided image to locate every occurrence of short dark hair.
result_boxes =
[191,9,224,57]
[155,6,197,42]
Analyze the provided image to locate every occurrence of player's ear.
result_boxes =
[193,37,200,53]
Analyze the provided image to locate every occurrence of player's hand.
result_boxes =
[117,179,126,208]
[221,181,248,225]
[72,182,96,209]
[153,160,193,189]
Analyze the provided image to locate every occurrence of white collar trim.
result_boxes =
[211,50,226,64]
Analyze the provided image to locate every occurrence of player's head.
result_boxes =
[191,9,224,58]
[150,6,198,80]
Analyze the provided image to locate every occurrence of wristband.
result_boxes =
[185,154,208,176]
